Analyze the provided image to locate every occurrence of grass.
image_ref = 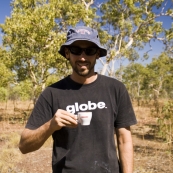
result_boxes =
[0,132,22,173]
[0,132,20,148]
[43,136,53,148]
[0,148,21,173]
[0,130,52,173]
[132,100,173,173]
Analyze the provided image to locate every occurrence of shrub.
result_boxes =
[0,87,8,101]
[157,100,173,143]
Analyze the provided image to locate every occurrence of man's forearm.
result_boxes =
[118,141,134,173]
[116,127,134,173]
[19,120,54,154]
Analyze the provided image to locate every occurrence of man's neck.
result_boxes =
[70,72,98,84]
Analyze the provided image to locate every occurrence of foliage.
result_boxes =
[121,53,173,100]
[145,53,173,98]
[157,100,173,143]
[46,74,62,86]
[121,63,147,99]
[0,87,8,101]
[9,80,33,101]
[99,0,173,75]
[0,0,96,100]
[0,0,172,100]
[0,47,15,87]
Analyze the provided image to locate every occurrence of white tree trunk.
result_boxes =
[101,63,109,75]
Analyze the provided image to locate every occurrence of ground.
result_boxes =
[0,101,172,173]
[0,122,52,173]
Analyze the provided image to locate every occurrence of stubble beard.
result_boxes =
[69,58,96,77]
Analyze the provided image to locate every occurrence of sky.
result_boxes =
[0,0,12,43]
[0,0,172,71]
[0,0,12,23]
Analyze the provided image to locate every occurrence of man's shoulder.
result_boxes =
[49,76,70,89]
[98,74,125,87]
[42,77,69,95]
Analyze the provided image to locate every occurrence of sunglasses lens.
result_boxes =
[85,48,97,55]
[68,46,98,56]
[69,46,82,55]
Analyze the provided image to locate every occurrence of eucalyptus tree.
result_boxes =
[1,0,172,103]
[0,47,14,87]
[9,80,33,101]
[99,0,173,76]
[121,63,147,99]
[145,53,172,98]
[0,0,96,102]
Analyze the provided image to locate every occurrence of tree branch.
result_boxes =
[82,0,94,10]
[125,36,133,49]
[99,58,110,75]
[161,0,168,14]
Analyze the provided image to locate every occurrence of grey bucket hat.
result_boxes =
[58,26,107,58]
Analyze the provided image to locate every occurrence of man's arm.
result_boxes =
[19,109,77,154]
[115,127,134,173]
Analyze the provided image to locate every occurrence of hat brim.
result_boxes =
[58,38,107,58]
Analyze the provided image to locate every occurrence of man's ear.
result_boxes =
[64,47,70,59]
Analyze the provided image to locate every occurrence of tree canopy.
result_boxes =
[0,0,172,101]
[0,0,96,101]
[99,0,173,75]
[122,53,173,99]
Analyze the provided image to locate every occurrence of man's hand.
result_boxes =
[19,109,78,154]
[50,109,78,131]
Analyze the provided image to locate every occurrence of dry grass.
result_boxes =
[43,136,53,148]
[0,100,33,123]
[132,101,173,173]
[0,100,33,110]
[0,131,23,173]
[0,148,22,173]
[0,126,52,173]
[0,132,20,148]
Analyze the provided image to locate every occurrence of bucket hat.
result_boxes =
[58,26,107,58]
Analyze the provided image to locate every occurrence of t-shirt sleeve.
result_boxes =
[114,86,137,128]
[26,91,53,130]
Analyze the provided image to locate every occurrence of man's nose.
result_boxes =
[78,51,88,60]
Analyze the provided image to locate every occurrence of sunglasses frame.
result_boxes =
[67,46,99,56]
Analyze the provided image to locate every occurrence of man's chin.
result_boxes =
[76,70,90,77]
[78,72,90,77]
[74,66,94,77]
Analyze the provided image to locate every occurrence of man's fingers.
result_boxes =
[59,115,77,125]
[54,109,77,126]
[61,118,76,125]
[60,110,77,120]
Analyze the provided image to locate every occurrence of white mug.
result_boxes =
[77,112,92,125]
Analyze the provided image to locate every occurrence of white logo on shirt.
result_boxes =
[66,101,107,114]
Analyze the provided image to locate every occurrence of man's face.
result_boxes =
[65,40,100,77]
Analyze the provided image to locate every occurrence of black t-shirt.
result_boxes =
[26,74,137,173]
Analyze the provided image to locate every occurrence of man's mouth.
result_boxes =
[77,62,89,68]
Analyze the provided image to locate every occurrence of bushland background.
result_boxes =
[0,0,172,172]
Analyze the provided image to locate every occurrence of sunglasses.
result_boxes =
[67,46,99,56]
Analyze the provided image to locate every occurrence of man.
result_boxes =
[19,26,137,173]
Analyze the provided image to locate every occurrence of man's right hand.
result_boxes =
[50,109,78,131]
[19,109,77,154]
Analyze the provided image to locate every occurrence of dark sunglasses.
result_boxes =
[67,46,99,56]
